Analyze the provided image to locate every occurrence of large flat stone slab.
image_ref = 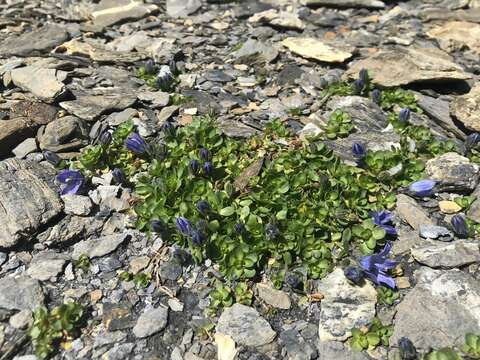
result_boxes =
[391,268,480,351]
[345,47,471,87]
[0,159,62,248]
[316,268,377,341]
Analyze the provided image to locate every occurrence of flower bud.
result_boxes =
[189,159,200,175]
[43,151,61,166]
[398,337,417,360]
[344,266,364,285]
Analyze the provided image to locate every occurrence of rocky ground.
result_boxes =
[1,0,480,359]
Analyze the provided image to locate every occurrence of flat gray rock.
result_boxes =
[37,215,105,245]
[396,194,434,230]
[72,233,130,260]
[167,0,202,18]
[27,251,70,281]
[62,194,93,216]
[256,283,291,309]
[345,47,471,87]
[60,94,137,122]
[302,0,385,9]
[391,268,480,351]
[419,225,453,242]
[12,138,38,159]
[425,152,479,192]
[217,303,276,347]
[91,0,158,28]
[411,240,480,268]
[37,116,88,152]
[10,66,67,102]
[0,24,69,56]
[0,159,62,248]
[232,38,279,64]
[451,83,480,132]
[0,276,44,311]
[316,268,377,341]
[133,306,169,338]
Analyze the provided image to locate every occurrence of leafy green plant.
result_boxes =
[119,271,152,288]
[30,302,84,360]
[380,89,421,113]
[321,81,356,97]
[170,94,192,106]
[288,108,303,117]
[352,219,386,254]
[74,255,91,272]
[209,282,234,314]
[234,282,254,305]
[349,318,393,352]
[455,196,477,211]
[325,110,354,139]
[377,286,400,306]
[462,333,480,358]
[424,348,462,360]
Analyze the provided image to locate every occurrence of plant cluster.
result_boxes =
[30,302,84,360]
[349,318,393,352]
[377,286,400,306]
[119,271,152,288]
[74,254,91,272]
[208,281,253,314]
[325,110,354,139]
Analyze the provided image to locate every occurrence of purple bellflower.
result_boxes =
[125,133,148,154]
[352,142,367,158]
[196,200,211,216]
[145,59,156,75]
[57,170,84,195]
[466,133,480,150]
[371,89,381,105]
[360,243,397,289]
[99,131,112,145]
[408,179,436,197]
[371,210,397,236]
[203,161,214,176]
[43,151,61,167]
[175,217,193,236]
[189,159,200,175]
[199,148,211,162]
[399,108,411,123]
[344,266,364,285]
[451,214,469,238]
[112,168,126,185]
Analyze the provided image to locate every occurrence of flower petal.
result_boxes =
[376,272,396,289]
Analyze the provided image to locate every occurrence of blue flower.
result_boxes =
[189,159,200,175]
[234,223,246,235]
[199,148,211,162]
[191,229,206,246]
[99,131,112,145]
[203,161,214,176]
[344,266,364,285]
[43,151,61,166]
[196,200,211,216]
[359,69,369,84]
[466,133,480,150]
[175,217,192,236]
[408,179,436,197]
[145,59,155,75]
[112,168,126,185]
[399,108,411,123]
[353,78,365,95]
[57,170,84,195]
[125,133,148,154]
[352,142,367,158]
[360,243,397,289]
[398,337,417,360]
[160,121,176,137]
[150,219,165,233]
[371,89,381,105]
[371,210,397,236]
[265,223,280,240]
[451,214,469,238]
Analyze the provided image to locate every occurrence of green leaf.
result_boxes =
[276,209,287,220]
[219,207,235,217]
